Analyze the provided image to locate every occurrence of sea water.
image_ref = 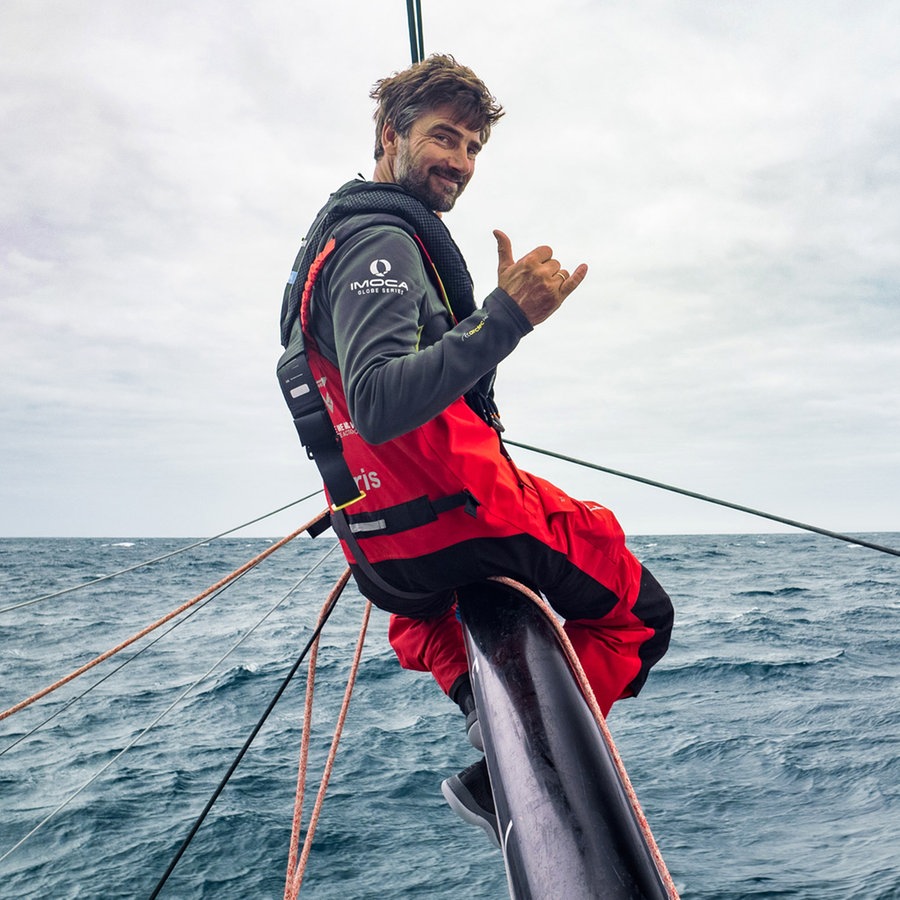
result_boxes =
[1,532,898,899]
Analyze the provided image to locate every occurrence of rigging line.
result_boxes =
[285,597,371,899]
[505,439,900,558]
[149,566,352,900]
[0,489,325,615]
[0,512,329,723]
[0,533,339,757]
[0,568,244,759]
[406,0,425,64]
[0,542,344,869]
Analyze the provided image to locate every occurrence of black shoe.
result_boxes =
[441,757,499,848]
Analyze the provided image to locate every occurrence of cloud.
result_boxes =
[1,1,898,536]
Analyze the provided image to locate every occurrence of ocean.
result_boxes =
[1,531,899,899]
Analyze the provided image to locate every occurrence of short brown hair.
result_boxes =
[370,53,504,160]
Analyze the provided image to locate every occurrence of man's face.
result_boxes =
[389,105,483,212]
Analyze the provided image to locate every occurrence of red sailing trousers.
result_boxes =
[385,491,672,718]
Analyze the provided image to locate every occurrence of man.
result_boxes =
[278,54,673,847]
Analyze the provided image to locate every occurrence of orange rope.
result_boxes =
[283,570,349,888]
[0,513,328,724]
[284,582,371,900]
[489,575,680,900]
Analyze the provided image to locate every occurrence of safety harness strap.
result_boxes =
[277,339,365,511]
[330,508,436,601]
[343,490,478,537]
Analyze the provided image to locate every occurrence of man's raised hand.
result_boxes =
[494,229,588,326]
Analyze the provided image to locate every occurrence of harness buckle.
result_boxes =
[331,490,367,513]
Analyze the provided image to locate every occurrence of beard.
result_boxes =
[394,144,467,212]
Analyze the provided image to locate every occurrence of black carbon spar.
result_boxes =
[457,580,674,899]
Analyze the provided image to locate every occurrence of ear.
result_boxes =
[381,121,400,159]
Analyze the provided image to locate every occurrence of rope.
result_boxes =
[284,592,372,899]
[0,512,327,724]
[148,564,350,899]
[1,567,245,759]
[3,543,341,870]
[0,490,324,615]
[488,575,680,900]
[283,593,329,889]
[505,439,900,558]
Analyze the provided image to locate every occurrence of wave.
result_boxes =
[661,649,846,680]
[5,534,899,900]
[733,585,812,599]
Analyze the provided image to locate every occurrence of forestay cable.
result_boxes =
[506,439,900,558]
[406,0,424,64]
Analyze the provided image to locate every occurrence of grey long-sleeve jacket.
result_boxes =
[310,224,533,444]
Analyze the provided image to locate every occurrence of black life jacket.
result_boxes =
[278,179,500,428]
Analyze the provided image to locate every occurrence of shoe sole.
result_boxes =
[441,775,500,849]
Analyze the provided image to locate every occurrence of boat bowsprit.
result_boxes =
[458,578,678,899]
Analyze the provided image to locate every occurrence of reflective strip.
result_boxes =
[349,519,387,534]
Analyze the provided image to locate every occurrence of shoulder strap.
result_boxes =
[276,329,365,511]
[276,236,366,511]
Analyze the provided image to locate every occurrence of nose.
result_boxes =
[448,144,474,178]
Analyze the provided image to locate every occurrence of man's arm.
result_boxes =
[315,226,532,444]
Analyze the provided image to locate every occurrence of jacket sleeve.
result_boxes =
[313,225,533,444]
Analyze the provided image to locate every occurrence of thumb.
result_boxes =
[493,229,514,274]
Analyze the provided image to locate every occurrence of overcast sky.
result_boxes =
[2,1,899,538]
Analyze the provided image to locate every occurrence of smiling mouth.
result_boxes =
[432,170,463,190]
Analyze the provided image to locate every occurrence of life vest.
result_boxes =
[276,181,530,596]
[279,179,501,429]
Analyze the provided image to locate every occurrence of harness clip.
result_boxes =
[331,490,367,513]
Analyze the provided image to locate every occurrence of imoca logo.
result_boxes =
[350,258,408,294]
